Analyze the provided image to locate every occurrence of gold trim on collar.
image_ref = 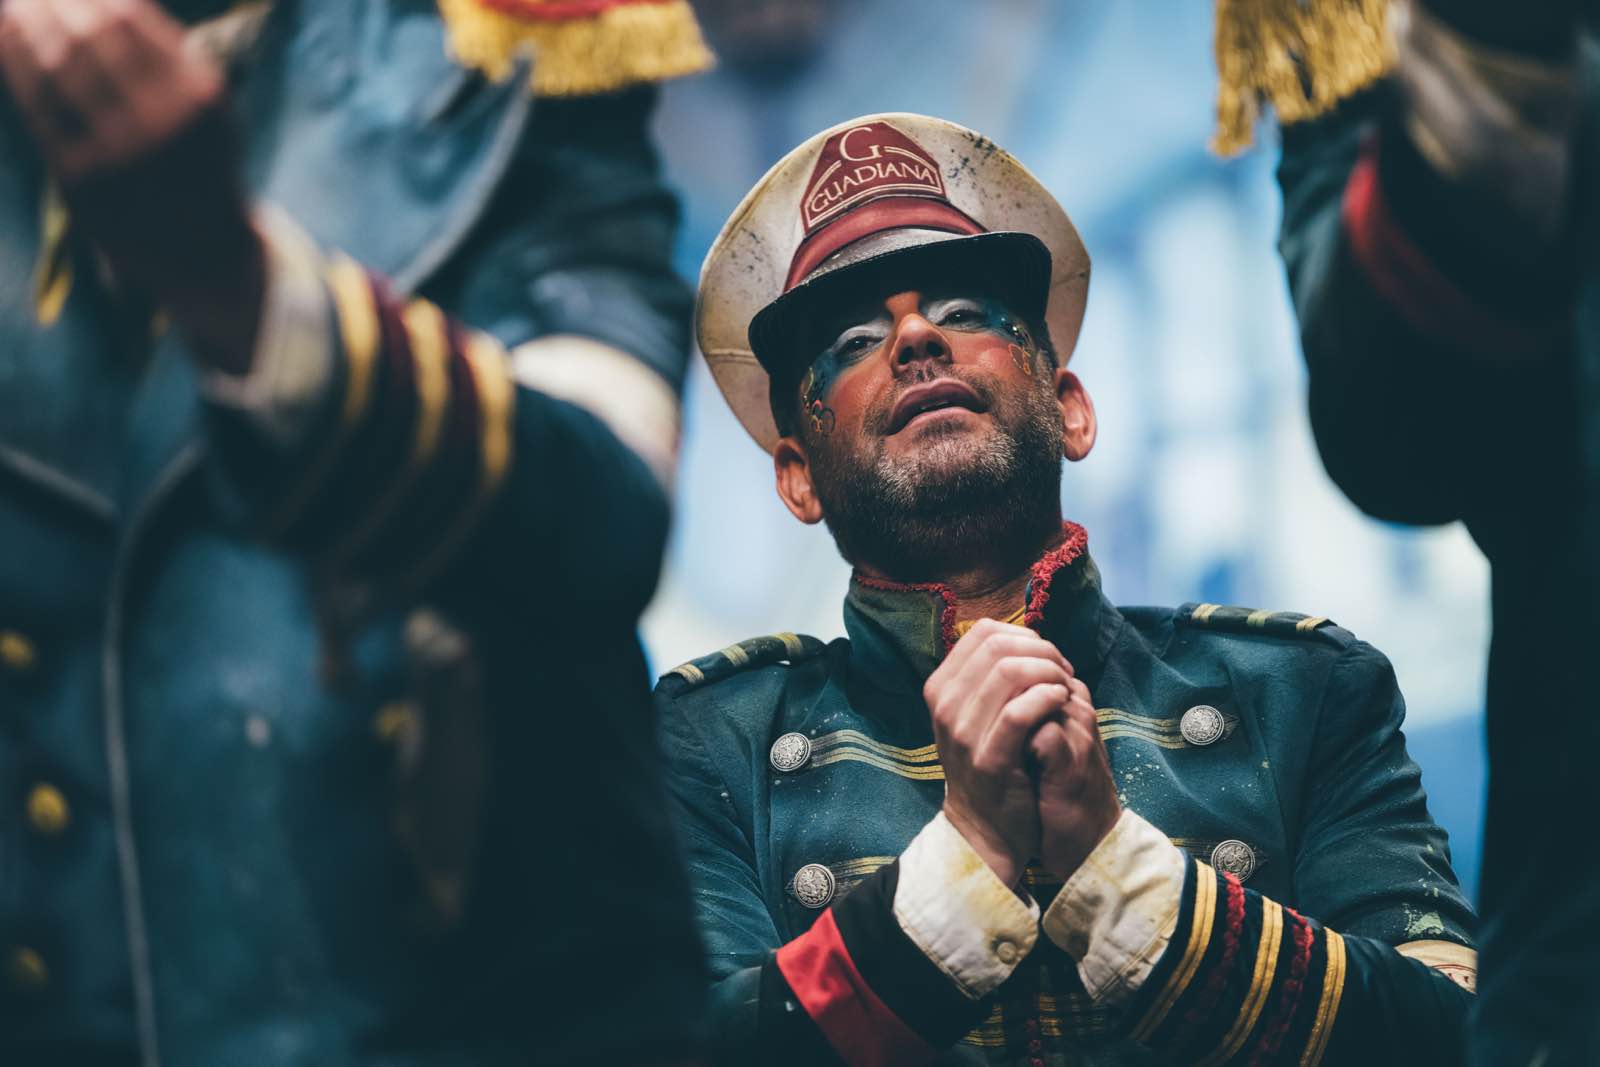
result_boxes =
[952,605,1027,638]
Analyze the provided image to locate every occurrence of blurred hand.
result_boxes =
[0,0,263,372]
[925,619,1076,887]
[1028,675,1120,880]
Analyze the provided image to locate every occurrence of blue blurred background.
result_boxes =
[643,0,1489,900]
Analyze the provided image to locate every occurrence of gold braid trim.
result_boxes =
[33,185,72,327]
[1213,0,1394,155]
[437,0,714,97]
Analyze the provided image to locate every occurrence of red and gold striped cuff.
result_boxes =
[1125,861,1347,1067]
[263,244,516,583]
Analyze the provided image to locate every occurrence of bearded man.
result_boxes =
[658,114,1478,1066]
[0,0,713,1064]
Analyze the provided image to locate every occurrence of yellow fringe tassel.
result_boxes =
[437,0,714,97]
[1212,0,1394,155]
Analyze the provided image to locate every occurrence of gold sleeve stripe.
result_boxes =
[808,749,946,781]
[831,856,897,877]
[1191,603,1221,622]
[779,632,807,659]
[328,299,452,563]
[1097,709,1182,730]
[670,662,706,685]
[810,730,939,763]
[400,300,453,475]
[326,255,382,430]
[721,643,751,667]
[1133,861,1218,1042]
[1198,899,1284,1066]
[1300,929,1348,1067]
[265,253,380,538]
[399,330,517,595]
[33,185,72,326]
[1245,609,1274,628]
[1296,616,1329,632]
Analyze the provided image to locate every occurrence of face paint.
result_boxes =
[1008,343,1034,377]
[799,365,838,437]
[798,294,1039,439]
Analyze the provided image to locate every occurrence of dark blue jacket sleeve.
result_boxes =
[1275,93,1576,544]
[204,87,688,619]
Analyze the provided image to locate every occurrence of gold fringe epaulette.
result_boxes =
[437,0,714,97]
[1213,0,1394,155]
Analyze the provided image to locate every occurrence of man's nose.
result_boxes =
[892,315,951,372]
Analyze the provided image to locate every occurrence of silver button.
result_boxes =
[769,732,813,773]
[792,863,836,908]
[1180,704,1226,747]
[1210,840,1257,882]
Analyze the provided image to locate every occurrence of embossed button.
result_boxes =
[0,631,36,673]
[994,939,1019,965]
[5,946,47,993]
[1180,704,1225,746]
[792,863,836,908]
[769,732,812,773]
[26,784,69,836]
[1210,839,1257,882]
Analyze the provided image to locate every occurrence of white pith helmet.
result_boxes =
[695,112,1091,452]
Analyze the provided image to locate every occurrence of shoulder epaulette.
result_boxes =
[1212,0,1392,154]
[657,632,827,695]
[1177,602,1347,644]
[438,0,714,97]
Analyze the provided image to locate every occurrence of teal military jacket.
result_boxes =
[658,526,1475,1066]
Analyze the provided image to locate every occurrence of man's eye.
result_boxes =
[940,307,981,326]
[840,335,876,355]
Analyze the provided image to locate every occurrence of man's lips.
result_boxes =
[885,379,987,434]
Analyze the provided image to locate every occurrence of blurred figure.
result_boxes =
[1232,0,1599,1062]
[661,113,1475,1066]
[0,0,711,1064]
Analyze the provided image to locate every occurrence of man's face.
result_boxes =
[774,287,1091,575]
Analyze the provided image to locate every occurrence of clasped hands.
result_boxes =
[926,618,1121,888]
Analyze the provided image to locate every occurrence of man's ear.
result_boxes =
[774,435,825,524]
[1055,367,1097,462]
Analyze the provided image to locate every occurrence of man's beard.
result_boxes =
[807,368,1065,580]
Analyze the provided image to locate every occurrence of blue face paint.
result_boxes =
[797,295,1038,438]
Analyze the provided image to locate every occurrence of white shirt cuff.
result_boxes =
[891,811,1039,1000]
[201,205,337,451]
[1039,808,1187,1005]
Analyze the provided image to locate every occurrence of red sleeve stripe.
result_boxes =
[1174,871,1247,1043]
[1340,139,1559,359]
[1248,908,1317,1066]
[774,908,936,1067]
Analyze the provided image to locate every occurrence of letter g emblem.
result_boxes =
[838,126,884,162]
